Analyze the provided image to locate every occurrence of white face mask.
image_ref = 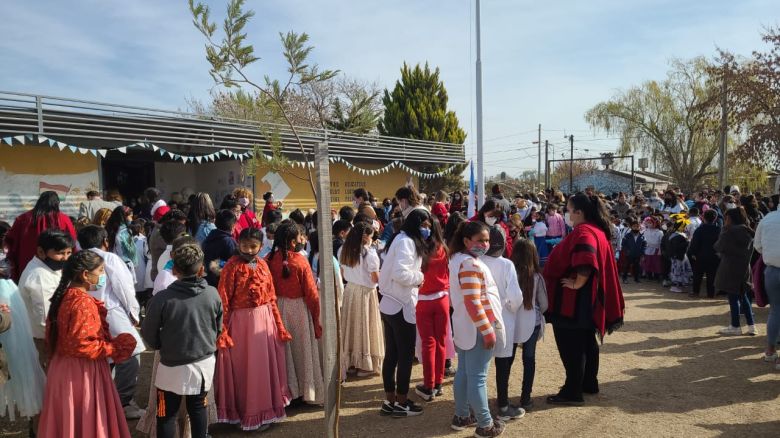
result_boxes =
[725,203,737,210]
[485,216,497,226]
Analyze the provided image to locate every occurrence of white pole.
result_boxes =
[475,0,485,209]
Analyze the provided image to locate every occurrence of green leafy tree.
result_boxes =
[379,63,467,193]
[585,58,721,194]
[189,0,338,198]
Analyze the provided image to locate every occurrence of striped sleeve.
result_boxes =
[571,229,599,271]
[458,259,495,340]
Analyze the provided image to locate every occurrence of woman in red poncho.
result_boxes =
[5,191,77,283]
[543,193,624,406]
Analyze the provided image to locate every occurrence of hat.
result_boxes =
[486,225,506,257]
[730,185,741,195]
[150,199,169,221]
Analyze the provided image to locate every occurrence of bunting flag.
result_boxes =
[0,133,462,179]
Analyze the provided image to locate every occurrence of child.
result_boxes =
[17,230,74,371]
[413,219,450,401]
[153,222,188,294]
[266,223,323,405]
[259,222,277,258]
[621,220,646,283]
[509,238,548,411]
[38,251,137,437]
[332,220,352,258]
[530,211,549,265]
[449,221,505,436]
[141,242,223,438]
[668,214,693,293]
[339,222,384,378]
[129,219,152,313]
[203,210,238,288]
[481,227,530,421]
[77,225,146,420]
[215,228,292,431]
[641,216,664,281]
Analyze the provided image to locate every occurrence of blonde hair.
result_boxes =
[232,187,253,202]
[93,208,113,227]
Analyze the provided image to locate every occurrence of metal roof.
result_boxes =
[0,91,465,164]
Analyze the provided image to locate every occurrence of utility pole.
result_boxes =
[537,124,542,192]
[717,76,728,191]
[544,140,549,189]
[568,134,574,193]
[475,0,485,209]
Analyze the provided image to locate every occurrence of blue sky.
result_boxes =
[1,0,777,176]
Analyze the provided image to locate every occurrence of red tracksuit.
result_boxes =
[416,245,450,389]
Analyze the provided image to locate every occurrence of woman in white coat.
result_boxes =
[481,227,535,422]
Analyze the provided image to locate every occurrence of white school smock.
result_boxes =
[480,255,535,357]
[378,232,423,324]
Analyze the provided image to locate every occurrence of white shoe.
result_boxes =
[669,286,683,293]
[124,402,146,420]
[746,325,758,336]
[356,370,375,377]
[762,352,778,362]
[719,326,742,336]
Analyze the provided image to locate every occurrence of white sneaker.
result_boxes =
[762,352,778,362]
[746,325,758,336]
[124,402,146,420]
[719,326,742,336]
[669,286,683,293]
[356,370,375,377]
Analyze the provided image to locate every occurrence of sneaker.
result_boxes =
[719,326,743,336]
[433,384,444,397]
[474,419,506,437]
[746,325,758,336]
[496,404,525,421]
[415,384,434,402]
[379,400,394,416]
[762,352,778,362]
[123,402,146,420]
[356,370,375,377]
[392,400,423,418]
[444,367,457,378]
[519,398,534,411]
[451,414,478,431]
[669,286,683,293]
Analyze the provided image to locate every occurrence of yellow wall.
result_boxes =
[253,162,416,211]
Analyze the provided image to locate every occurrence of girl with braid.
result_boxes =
[38,251,137,438]
[266,222,323,405]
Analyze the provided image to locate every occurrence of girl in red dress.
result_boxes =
[38,250,137,437]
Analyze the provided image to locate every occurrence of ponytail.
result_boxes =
[568,193,612,240]
[268,222,299,279]
[47,250,104,353]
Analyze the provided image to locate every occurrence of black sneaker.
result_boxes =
[546,394,584,406]
[450,414,477,431]
[379,400,394,416]
[475,419,506,437]
[519,397,534,411]
[392,400,423,418]
[415,384,434,402]
[433,384,444,397]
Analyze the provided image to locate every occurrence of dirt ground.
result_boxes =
[2,280,779,437]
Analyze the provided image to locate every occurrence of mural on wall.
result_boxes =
[0,171,99,223]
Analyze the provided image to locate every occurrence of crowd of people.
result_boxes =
[0,179,776,437]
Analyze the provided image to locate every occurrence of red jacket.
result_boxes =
[233,209,260,241]
[419,245,449,295]
[5,210,77,282]
[432,202,449,226]
[261,202,277,227]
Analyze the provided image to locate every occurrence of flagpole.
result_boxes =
[475,0,485,209]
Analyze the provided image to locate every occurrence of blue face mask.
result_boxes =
[419,227,431,240]
[90,273,107,291]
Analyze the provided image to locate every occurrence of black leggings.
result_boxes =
[552,325,599,401]
[156,388,209,438]
[381,310,417,395]
[494,345,517,407]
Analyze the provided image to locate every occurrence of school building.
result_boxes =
[0,91,464,222]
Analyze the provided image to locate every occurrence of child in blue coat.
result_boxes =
[621,220,646,283]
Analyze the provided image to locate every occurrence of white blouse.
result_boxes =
[338,246,380,289]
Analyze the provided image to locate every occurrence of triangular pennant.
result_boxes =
[151,145,159,152]
[47,139,55,146]
[195,156,202,163]
[118,147,128,154]
[78,147,89,154]
[68,145,78,153]
[25,134,33,142]
[57,142,66,151]
[37,135,47,144]
[1,137,12,145]
[88,149,98,156]
[14,135,25,143]
[159,149,165,156]
[167,152,175,159]
[98,149,108,158]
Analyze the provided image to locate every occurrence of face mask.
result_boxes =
[238,197,250,207]
[238,251,258,262]
[725,203,737,210]
[419,227,431,240]
[89,273,107,291]
[43,257,67,271]
[294,243,305,253]
[469,244,489,258]
[661,225,668,231]
[372,220,381,232]
[454,196,461,201]
[485,216,497,226]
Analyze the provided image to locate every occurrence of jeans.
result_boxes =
[520,325,541,402]
[416,295,450,389]
[552,325,599,401]
[156,389,208,438]
[765,266,780,348]
[381,310,417,395]
[728,293,755,327]
[114,354,140,406]
[454,333,494,428]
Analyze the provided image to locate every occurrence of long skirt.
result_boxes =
[215,305,291,430]
[278,297,324,404]
[340,283,385,374]
[0,279,46,420]
[38,355,130,438]
[670,256,693,285]
[136,352,217,438]
[641,252,663,274]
